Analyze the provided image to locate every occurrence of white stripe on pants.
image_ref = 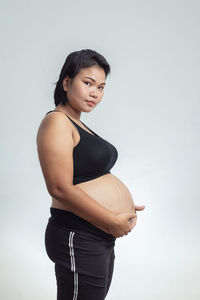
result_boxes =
[69,231,78,300]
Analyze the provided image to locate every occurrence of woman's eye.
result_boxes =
[85,81,91,86]
[84,82,104,90]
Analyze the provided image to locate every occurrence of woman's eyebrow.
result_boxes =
[84,76,106,85]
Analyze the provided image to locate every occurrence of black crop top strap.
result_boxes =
[65,114,99,137]
[45,110,118,185]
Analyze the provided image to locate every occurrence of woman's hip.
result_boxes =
[44,208,116,269]
[44,218,116,276]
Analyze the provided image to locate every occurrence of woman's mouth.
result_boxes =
[86,101,95,106]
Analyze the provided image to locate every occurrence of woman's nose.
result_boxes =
[90,88,98,98]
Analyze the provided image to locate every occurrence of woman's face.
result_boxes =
[63,65,106,112]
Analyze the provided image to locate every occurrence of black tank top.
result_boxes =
[46,110,118,185]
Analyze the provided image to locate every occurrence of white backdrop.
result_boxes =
[1,0,199,299]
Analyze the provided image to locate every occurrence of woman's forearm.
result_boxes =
[50,185,118,233]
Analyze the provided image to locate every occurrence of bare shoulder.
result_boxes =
[36,111,73,144]
[36,111,75,193]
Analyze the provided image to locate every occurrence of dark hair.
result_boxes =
[53,49,111,106]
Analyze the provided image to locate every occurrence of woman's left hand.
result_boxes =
[128,205,145,230]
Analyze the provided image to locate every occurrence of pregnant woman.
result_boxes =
[36,49,145,300]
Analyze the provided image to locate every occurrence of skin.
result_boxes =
[51,65,145,231]
[58,65,106,120]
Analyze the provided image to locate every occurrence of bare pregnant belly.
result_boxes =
[51,173,135,215]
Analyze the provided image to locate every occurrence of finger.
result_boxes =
[127,213,137,220]
[132,218,137,227]
[135,205,145,209]
[135,205,145,211]
[132,216,137,227]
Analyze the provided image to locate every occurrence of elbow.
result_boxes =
[48,183,74,199]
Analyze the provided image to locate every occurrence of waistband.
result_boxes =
[49,207,116,241]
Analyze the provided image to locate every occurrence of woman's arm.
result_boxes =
[50,183,118,233]
[36,113,135,237]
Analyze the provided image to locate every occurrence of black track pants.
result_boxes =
[45,207,116,300]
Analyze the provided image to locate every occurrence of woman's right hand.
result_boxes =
[108,211,137,238]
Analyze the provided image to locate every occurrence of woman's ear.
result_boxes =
[62,76,71,91]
